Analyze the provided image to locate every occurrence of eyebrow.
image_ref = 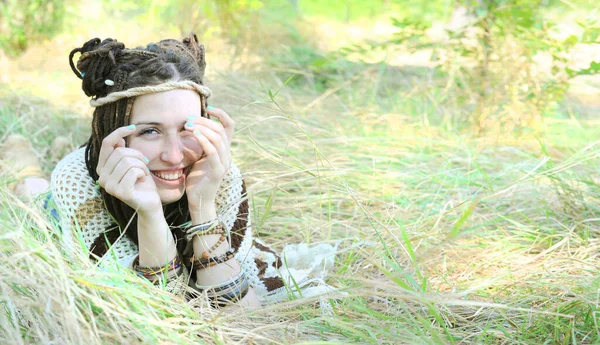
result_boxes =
[133,121,188,127]
[134,121,162,126]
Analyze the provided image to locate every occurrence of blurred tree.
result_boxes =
[132,0,265,43]
[450,0,599,131]
[0,0,67,58]
[364,0,600,132]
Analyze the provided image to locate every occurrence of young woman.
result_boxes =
[50,33,287,308]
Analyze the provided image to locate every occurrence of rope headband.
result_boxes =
[89,80,212,107]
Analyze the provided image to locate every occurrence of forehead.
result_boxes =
[130,89,201,121]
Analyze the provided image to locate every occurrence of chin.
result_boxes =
[158,189,185,205]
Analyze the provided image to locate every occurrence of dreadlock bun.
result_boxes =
[69,33,206,101]
[68,38,127,98]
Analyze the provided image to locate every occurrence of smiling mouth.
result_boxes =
[151,170,183,181]
[150,166,192,182]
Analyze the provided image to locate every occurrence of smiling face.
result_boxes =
[127,89,204,204]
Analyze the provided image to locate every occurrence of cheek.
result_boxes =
[128,138,160,160]
[181,136,203,159]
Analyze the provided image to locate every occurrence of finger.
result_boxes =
[97,147,148,186]
[206,106,234,143]
[104,164,146,197]
[190,116,230,146]
[118,167,147,190]
[193,129,223,173]
[190,125,229,167]
[110,156,150,184]
[97,125,137,175]
[105,167,146,203]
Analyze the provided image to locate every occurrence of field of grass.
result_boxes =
[2,1,600,344]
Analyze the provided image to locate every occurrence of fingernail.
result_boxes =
[185,122,195,128]
[207,105,215,111]
[194,129,202,137]
[143,156,149,164]
[187,116,196,121]
[127,124,136,130]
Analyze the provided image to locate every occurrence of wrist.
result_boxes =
[136,209,177,268]
[137,204,164,219]
[189,202,217,224]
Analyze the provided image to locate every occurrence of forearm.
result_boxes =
[187,191,260,306]
[190,201,240,285]
[136,209,177,268]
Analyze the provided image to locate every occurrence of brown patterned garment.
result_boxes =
[228,184,284,292]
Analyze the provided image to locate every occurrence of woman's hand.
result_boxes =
[184,107,235,216]
[96,125,161,214]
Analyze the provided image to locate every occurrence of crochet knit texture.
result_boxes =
[51,147,337,303]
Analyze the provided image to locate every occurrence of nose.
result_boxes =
[160,135,184,164]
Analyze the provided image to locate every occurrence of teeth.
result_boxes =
[152,171,182,181]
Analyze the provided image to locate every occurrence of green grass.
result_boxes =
[2,2,600,344]
[5,81,600,343]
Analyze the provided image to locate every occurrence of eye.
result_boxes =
[138,127,159,136]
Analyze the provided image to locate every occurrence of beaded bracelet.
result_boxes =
[189,249,235,269]
[186,219,227,260]
[200,228,226,258]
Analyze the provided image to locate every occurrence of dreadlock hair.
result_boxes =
[68,33,208,259]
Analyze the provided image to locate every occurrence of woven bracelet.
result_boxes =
[185,220,224,241]
[146,265,185,285]
[133,254,183,278]
[193,270,249,308]
[194,270,246,293]
[209,278,250,308]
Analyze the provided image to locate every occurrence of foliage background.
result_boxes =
[1,0,600,344]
